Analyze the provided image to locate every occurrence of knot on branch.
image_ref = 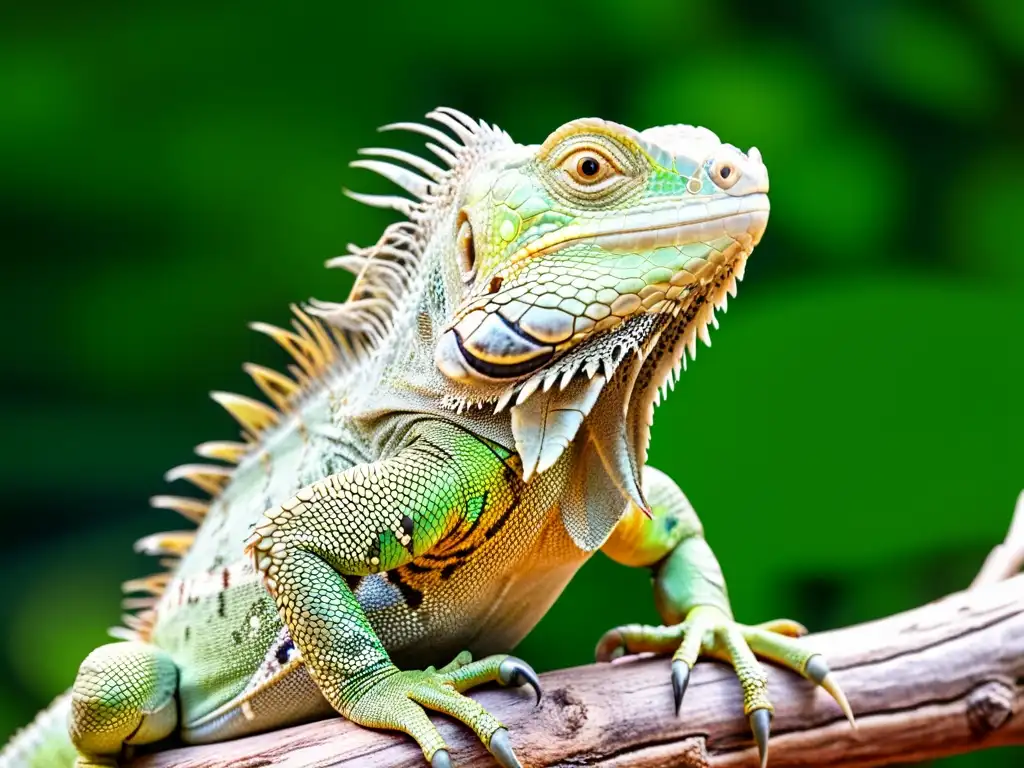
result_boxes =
[677,736,711,768]
[966,680,1015,737]
[547,687,588,738]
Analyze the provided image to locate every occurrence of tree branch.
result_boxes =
[135,503,1024,768]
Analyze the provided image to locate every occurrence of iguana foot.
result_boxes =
[69,641,179,768]
[596,605,853,768]
[347,651,540,767]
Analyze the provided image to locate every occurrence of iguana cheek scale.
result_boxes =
[0,108,853,768]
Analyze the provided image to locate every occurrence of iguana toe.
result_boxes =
[594,623,680,662]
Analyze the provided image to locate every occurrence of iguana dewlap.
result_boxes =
[1,109,853,768]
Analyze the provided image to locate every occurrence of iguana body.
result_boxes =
[1,109,852,768]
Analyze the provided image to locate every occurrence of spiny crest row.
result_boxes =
[114,305,345,640]
[117,108,500,640]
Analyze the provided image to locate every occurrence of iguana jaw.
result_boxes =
[435,197,768,388]
[539,241,752,510]
[495,210,761,494]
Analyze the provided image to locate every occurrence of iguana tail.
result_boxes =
[0,692,77,768]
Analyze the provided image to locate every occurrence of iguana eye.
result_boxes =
[539,130,642,205]
[562,149,619,187]
[578,156,600,178]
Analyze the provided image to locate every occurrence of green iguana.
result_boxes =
[1,108,853,768]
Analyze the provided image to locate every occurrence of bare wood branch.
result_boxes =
[134,574,1024,768]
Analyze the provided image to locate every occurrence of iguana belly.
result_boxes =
[368,501,588,668]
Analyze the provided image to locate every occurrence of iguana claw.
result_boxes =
[671,660,689,715]
[805,654,855,727]
[749,708,771,768]
[498,657,542,705]
[431,749,453,768]
[489,727,523,768]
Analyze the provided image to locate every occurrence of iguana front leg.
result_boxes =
[598,466,854,767]
[246,420,536,768]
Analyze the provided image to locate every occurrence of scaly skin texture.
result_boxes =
[0,109,853,768]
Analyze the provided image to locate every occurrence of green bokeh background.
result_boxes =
[1,1,1022,765]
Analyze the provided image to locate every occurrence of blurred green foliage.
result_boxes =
[0,1,1021,765]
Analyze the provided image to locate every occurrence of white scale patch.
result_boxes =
[244,626,302,695]
[168,560,259,608]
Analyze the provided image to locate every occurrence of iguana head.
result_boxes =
[433,118,769,392]
[326,109,768,515]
